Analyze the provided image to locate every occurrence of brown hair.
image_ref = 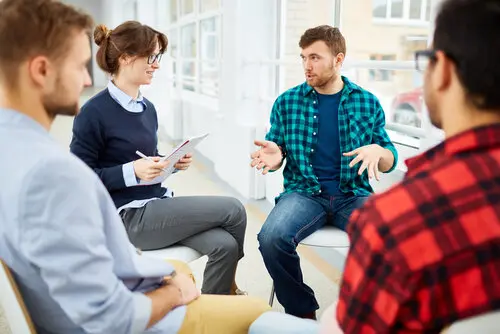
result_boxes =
[299,25,346,56]
[0,0,93,84]
[94,21,168,75]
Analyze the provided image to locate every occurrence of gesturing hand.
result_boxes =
[343,144,385,181]
[250,140,283,175]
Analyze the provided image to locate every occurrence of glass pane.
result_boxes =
[402,36,428,60]
[181,61,196,91]
[181,24,196,91]
[200,18,218,59]
[409,0,423,19]
[390,0,404,18]
[168,29,178,59]
[343,68,424,141]
[181,0,194,16]
[200,0,220,13]
[369,54,396,81]
[181,23,196,58]
[425,0,431,20]
[373,0,388,18]
[200,17,220,96]
[170,0,178,23]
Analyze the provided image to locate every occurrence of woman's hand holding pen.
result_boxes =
[133,156,170,181]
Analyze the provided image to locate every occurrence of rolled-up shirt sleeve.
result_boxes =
[19,158,152,334]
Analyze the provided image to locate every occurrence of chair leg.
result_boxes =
[268,283,275,307]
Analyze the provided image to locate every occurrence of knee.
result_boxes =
[224,197,247,228]
[211,234,239,259]
[257,223,294,255]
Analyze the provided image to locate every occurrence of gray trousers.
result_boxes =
[120,196,247,295]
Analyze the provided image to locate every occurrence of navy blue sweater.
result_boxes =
[70,89,166,209]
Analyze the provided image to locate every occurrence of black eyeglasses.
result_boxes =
[415,50,437,72]
[147,53,163,65]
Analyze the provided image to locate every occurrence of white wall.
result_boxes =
[62,0,107,87]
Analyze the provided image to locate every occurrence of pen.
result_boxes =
[135,150,154,161]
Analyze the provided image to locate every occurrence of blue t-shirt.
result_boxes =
[312,90,342,196]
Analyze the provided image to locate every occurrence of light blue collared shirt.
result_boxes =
[0,108,186,333]
[107,81,173,212]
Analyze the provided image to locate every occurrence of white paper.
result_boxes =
[138,133,209,186]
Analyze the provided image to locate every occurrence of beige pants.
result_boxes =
[167,260,272,334]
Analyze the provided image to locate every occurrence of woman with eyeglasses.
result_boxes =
[70,21,247,297]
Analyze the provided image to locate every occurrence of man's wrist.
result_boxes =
[278,146,286,160]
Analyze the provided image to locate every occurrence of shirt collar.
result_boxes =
[301,75,360,96]
[405,124,500,176]
[107,80,144,106]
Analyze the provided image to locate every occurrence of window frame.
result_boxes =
[372,0,431,26]
[167,0,222,97]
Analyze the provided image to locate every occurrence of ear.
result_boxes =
[335,52,345,66]
[431,50,453,93]
[119,54,136,67]
[27,56,53,89]
[119,54,130,66]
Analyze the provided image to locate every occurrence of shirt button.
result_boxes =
[310,164,313,167]
[311,149,314,152]
[313,132,317,135]
[319,190,322,193]
[314,115,317,119]
[313,101,317,104]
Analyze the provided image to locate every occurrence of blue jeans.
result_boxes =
[257,191,368,316]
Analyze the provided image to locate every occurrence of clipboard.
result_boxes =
[139,133,209,186]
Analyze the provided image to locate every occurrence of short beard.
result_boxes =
[310,60,337,89]
[43,99,79,120]
[42,78,79,119]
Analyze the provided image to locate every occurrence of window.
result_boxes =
[390,0,403,18]
[200,17,220,95]
[169,29,178,86]
[181,24,196,91]
[340,0,431,138]
[168,0,222,96]
[369,54,396,81]
[181,0,194,16]
[200,0,220,13]
[169,0,178,24]
[372,0,431,23]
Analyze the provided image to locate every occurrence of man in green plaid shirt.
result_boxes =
[250,25,398,320]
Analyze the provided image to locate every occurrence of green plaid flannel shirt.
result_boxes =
[266,76,398,198]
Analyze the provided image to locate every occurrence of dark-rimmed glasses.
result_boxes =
[147,53,163,65]
[415,50,437,72]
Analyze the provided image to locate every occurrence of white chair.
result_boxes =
[142,244,203,263]
[444,310,500,334]
[0,260,36,334]
[268,226,349,306]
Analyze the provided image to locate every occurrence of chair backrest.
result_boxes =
[0,261,36,334]
[444,310,500,333]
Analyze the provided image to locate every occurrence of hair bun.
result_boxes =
[94,24,110,46]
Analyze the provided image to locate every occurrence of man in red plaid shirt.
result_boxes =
[336,0,500,333]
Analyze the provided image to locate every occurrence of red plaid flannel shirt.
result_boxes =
[337,125,500,333]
